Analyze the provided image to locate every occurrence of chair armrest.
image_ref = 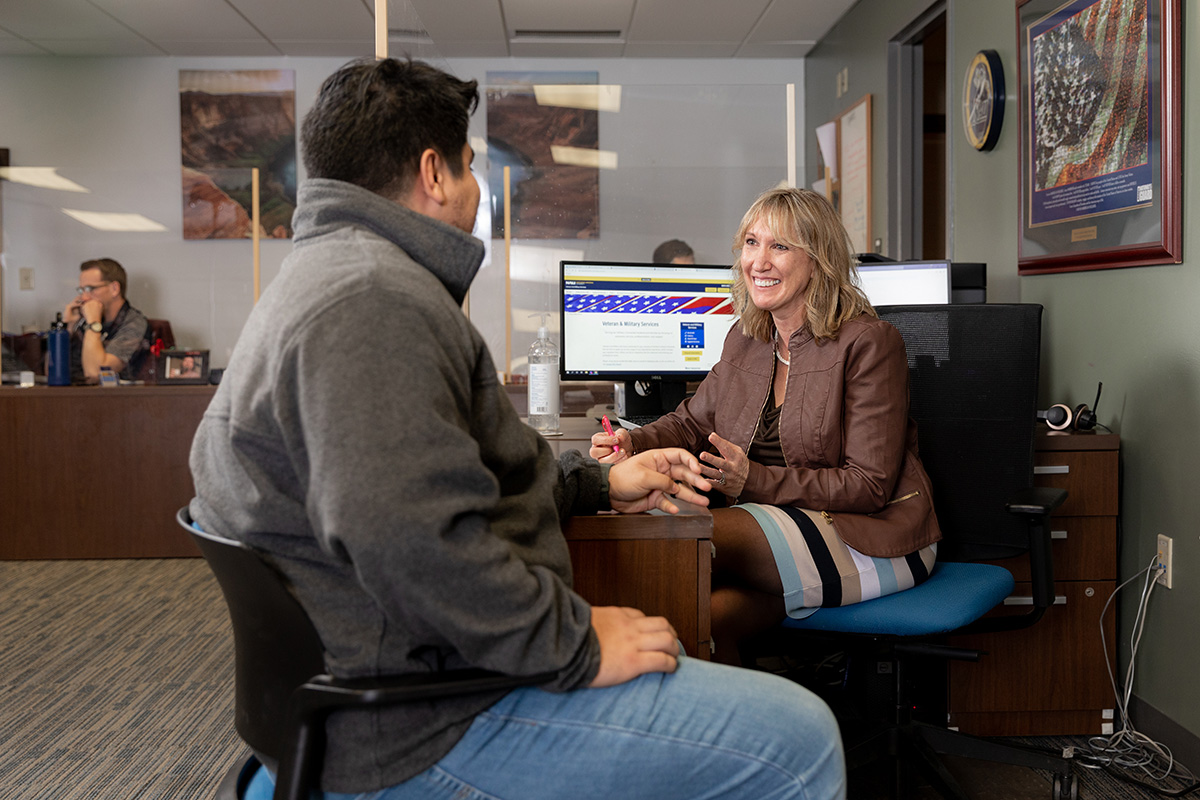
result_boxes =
[299,668,559,709]
[1005,486,1067,517]
[277,669,558,800]
[974,485,1069,634]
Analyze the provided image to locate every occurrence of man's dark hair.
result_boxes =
[80,258,128,298]
[652,239,694,263]
[301,58,479,197]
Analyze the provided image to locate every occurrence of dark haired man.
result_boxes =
[652,238,695,264]
[63,257,149,384]
[190,58,843,800]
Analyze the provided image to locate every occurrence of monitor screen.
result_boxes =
[856,260,951,306]
[560,260,736,381]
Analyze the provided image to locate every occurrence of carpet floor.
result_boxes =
[1,557,1194,799]
[0,559,242,799]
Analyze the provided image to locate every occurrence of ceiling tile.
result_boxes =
[0,0,135,39]
[406,0,504,47]
[622,41,740,59]
[422,40,510,59]
[0,38,50,56]
[508,41,626,59]
[502,0,634,35]
[629,0,771,42]
[272,40,376,58]
[30,37,166,56]
[736,41,816,59]
[156,39,284,57]
[230,0,373,42]
[90,0,264,41]
[745,0,848,45]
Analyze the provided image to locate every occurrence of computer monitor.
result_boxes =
[560,260,736,417]
[855,260,952,306]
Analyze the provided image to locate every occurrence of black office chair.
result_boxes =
[178,507,557,800]
[749,304,1077,800]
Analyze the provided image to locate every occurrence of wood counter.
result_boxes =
[1,385,216,558]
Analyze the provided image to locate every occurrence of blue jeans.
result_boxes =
[247,656,845,800]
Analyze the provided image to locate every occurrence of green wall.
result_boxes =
[809,0,1200,739]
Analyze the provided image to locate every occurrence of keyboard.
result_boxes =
[616,415,661,429]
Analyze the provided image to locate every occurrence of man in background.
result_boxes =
[189,57,844,800]
[64,258,148,383]
[652,238,695,264]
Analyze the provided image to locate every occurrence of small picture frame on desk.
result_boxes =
[157,349,209,385]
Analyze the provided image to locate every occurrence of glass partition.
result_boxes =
[1,50,795,388]
[466,81,792,379]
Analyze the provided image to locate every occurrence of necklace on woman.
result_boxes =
[774,331,790,366]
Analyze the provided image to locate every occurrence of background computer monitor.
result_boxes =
[856,260,952,306]
[560,260,735,417]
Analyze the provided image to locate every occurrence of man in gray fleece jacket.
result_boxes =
[189,58,844,800]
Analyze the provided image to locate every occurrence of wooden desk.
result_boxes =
[565,505,713,660]
[538,417,714,660]
[0,385,215,559]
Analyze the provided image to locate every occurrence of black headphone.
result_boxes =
[1038,382,1102,431]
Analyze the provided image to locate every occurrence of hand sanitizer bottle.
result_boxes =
[528,313,560,433]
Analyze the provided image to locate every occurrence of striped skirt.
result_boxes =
[740,503,937,620]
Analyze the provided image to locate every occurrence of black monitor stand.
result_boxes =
[622,378,687,420]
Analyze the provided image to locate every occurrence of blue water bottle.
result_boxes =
[47,312,71,386]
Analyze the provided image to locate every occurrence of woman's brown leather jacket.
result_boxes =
[629,313,942,558]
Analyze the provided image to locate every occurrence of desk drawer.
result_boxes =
[987,517,1117,582]
[1033,450,1118,516]
[949,579,1116,716]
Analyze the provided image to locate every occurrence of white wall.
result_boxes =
[1,55,803,369]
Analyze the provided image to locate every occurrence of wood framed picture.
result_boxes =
[835,95,872,256]
[1017,0,1181,274]
[158,349,209,385]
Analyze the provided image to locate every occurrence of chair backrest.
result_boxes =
[878,304,1043,562]
[177,507,324,762]
[147,318,176,349]
[2,332,45,374]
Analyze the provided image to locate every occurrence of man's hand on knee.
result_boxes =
[588,606,680,688]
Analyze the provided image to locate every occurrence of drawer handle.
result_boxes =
[1034,465,1070,475]
[1051,530,1068,540]
[1004,595,1067,606]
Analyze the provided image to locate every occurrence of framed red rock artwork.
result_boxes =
[180,70,297,240]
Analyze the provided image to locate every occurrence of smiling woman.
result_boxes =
[591,187,943,665]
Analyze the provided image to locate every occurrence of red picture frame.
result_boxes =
[1016,0,1181,274]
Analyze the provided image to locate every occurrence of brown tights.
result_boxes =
[709,507,788,666]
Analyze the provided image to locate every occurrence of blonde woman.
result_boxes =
[593,188,942,664]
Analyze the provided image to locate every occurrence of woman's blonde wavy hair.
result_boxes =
[730,188,875,343]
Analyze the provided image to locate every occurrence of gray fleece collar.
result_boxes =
[292,178,486,305]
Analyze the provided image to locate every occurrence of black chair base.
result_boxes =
[216,752,261,800]
[843,720,1077,800]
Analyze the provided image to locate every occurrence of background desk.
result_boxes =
[1,385,214,559]
[949,430,1120,735]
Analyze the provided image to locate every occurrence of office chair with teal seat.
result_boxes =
[178,508,557,800]
[750,304,1077,800]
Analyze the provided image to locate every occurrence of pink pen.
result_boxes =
[601,415,621,454]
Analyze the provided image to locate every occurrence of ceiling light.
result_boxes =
[61,209,167,232]
[0,167,89,193]
[550,146,618,170]
[534,84,621,112]
[513,29,622,40]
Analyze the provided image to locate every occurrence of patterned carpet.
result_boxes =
[0,559,243,799]
[1,558,1194,799]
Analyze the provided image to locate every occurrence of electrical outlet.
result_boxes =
[19,267,34,291]
[1156,534,1173,589]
